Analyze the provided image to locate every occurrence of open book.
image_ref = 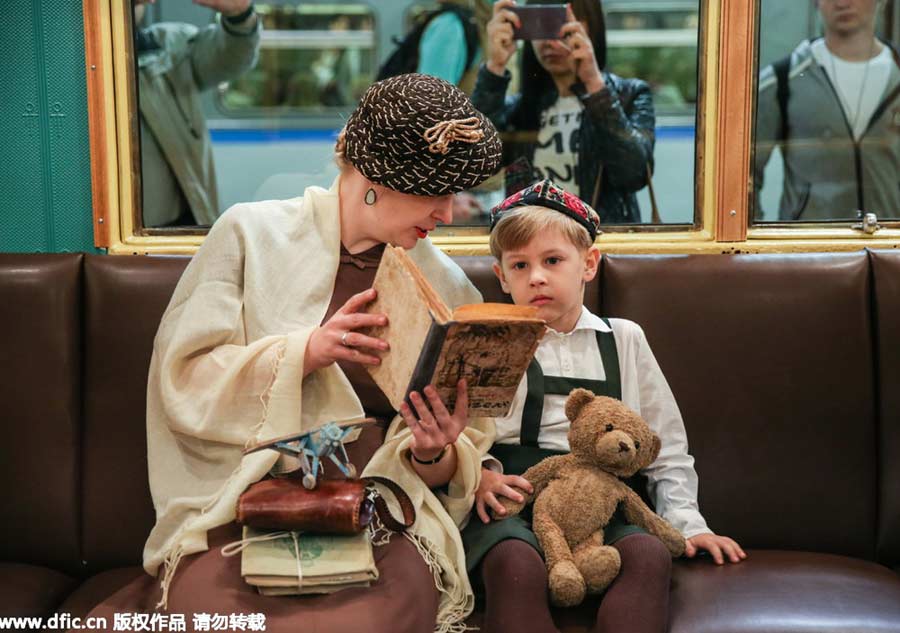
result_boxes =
[363,245,545,418]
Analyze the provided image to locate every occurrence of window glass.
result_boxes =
[218,5,376,113]
[132,0,704,232]
[605,0,701,224]
[752,0,899,225]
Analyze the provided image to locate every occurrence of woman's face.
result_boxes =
[533,39,577,77]
[532,20,591,78]
[373,188,455,249]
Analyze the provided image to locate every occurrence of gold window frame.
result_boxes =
[83,0,900,256]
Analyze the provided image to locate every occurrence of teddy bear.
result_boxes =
[496,388,686,607]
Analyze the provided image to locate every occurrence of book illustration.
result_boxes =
[271,535,324,566]
[363,245,545,418]
[433,322,543,417]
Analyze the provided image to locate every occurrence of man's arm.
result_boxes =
[190,0,261,91]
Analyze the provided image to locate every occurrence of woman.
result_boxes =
[87,73,502,633]
[473,0,654,223]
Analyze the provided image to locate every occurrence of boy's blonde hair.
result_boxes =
[490,205,594,260]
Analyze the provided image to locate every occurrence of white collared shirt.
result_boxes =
[492,306,711,539]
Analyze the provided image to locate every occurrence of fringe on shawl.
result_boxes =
[155,339,288,610]
[402,531,477,633]
[367,502,476,633]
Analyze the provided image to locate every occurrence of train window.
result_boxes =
[421,0,704,229]
[132,1,377,232]
[217,5,376,113]
[604,0,701,226]
[752,0,899,228]
[121,0,710,246]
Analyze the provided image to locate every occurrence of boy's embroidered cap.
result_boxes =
[343,73,503,196]
[490,180,602,239]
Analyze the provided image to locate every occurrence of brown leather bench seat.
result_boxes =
[1,250,899,633]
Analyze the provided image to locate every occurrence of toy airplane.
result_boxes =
[245,418,376,489]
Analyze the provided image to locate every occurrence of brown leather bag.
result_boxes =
[236,477,415,535]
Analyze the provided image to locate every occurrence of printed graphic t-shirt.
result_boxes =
[532,96,583,190]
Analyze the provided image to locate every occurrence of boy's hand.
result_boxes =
[475,468,533,523]
[402,380,468,462]
[685,533,747,564]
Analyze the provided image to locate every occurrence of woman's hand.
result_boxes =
[475,468,533,523]
[401,380,469,462]
[486,0,521,76]
[685,533,747,564]
[560,4,605,94]
[303,288,389,376]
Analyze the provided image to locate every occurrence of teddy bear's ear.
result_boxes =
[565,388,595,422]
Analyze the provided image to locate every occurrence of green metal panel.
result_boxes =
[0,0,99,253]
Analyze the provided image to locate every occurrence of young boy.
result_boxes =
[463,180,746,633]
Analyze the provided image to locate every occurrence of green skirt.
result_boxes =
[462,444,646,574]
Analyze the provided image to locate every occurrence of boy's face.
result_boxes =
[493,227,600,333]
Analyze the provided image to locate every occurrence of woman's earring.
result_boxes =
[364,188,377,205]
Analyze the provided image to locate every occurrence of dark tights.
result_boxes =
[479,534,672,633]
[593,534,672,633]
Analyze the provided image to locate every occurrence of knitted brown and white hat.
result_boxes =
[343,73,503,196]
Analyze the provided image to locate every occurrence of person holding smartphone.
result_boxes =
[472,0,655,224]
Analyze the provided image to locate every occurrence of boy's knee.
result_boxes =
[614,534,672,575]
[482,538,546,579]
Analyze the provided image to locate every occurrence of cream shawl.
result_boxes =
[143,178,493,631]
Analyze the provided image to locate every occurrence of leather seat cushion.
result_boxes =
[0,562,78,618]
[669,550,900,633]
[56,567,146,620]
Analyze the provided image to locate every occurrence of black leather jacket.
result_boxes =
[471,64,655,224]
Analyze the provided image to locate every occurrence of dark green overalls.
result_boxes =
[462,319,647,573]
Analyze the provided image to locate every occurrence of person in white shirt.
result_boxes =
[462,179,745,633]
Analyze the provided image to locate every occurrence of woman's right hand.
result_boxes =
[475,467,533,523]
[486,0,521,76]
[303,288,389,376]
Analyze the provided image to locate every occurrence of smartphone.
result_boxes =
[511,5,568,40]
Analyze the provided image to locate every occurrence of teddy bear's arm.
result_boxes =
[620,488,686,557]
[521,454,572,497]
[492,455,573,520]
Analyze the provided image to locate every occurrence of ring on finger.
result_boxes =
[340,331,351,347]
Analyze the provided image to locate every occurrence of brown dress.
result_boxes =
[85,244,441,633]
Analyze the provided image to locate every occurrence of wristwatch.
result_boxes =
[410,445,448,465]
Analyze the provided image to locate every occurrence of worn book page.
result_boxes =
[364,246,446,409]
[433,318,545,418]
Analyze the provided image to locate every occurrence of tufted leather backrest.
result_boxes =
[0,254,84,575]
[870,250,900,569]
[2,249,895,576]
[602,252,876,559]
[80,255,189,572]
